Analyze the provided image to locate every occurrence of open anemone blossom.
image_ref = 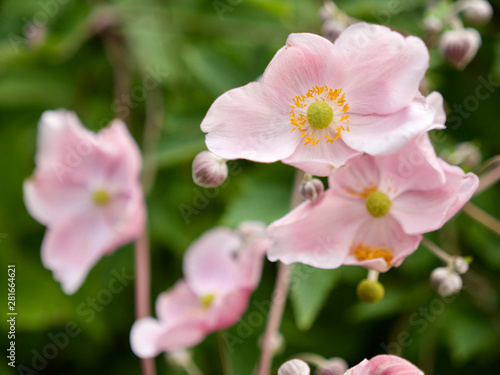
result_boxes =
[267,131,478,272]
[23,110,145,294]
[130,224,269,357]
[201,23,436,176]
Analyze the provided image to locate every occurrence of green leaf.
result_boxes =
[290,264,341,331]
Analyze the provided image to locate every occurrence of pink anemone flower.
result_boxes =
[24,110,145,294]
[267,131,478,272]
[130,224,269,358]
[201,23,436,176]
[345,355,424,375]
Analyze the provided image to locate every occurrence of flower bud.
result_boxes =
[356,279,385,304]
[322,19,347,43]
[431,267,463,297]
[424,16,443,34]
[439,28,481,70]
[315,357,348,375]
[192,151,228,188]
[300,177,324,202]
[278,359,310,375]
[459,0,493,25]
[450,256,469,274]
[319,2,337,23]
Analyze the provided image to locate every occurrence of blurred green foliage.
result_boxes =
[0,0,499,374]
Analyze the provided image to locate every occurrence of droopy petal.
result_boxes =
[391,160,478,234]
[426,91,446,128]
[23,174,90,226]
[283,136,361,176]
[343,216,422,272]
[183,228,242,297]
[345,355,424,375]
[237,235,271,290]
[204,289,253,330]
[130,317,206,358]
[201,82,297,162]
[333,23,429,115]
[41,211,114,294]
[328,154,381,198]
[155,280,204,322]
[375,133,446,195]
[267,192,367,268]
[342,96,435,156]
[261,33,339,99]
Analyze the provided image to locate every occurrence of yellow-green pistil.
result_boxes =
[93,189,110,206]
[306,101,333,130]
[366,191,391,218]
[200,294,215,309]
[356,279,385,304]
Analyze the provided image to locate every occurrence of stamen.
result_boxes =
[352,242,393,266]
[289,85,350,146]
[93,189,110,206]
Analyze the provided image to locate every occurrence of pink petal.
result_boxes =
[345,355,424,375]
[267,192,367,268]
[375,133,446,195]
[41,211,114,294]
[282,137,361,176]
[391,160,478,234]
[426,91,446,128]
[201,82,297,162]
[23,174,90,226]
[205,289,252,330]
[342,96,435,156]
[328,154,381,197]
[236,236,271,290]
[130,317,206,358]
[155,280,204,322]
[183,228,242,297]
[261,33,339,100]
[343,216,422,272]
[333,23,429,115]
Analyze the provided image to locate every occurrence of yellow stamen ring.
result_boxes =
[352,242,393,266]
[290,85,350,146]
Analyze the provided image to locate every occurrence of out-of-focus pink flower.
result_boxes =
[344,355,423,375]
[267,130,478,272]
[201,23,435,176]
[130,224,269,357]
[24,110,145,294]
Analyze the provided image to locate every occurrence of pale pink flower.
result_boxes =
[267,131,478,272]
[201,23,435,176]
[130,225,269,357]
[344,355,423,375]
[24,110,145,294]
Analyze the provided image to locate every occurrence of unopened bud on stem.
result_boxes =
[431,267,463,296]
[278,359,310,375]
[439,28,481,70]
[300,176,324,202]
[192,151,228,188]
[315,357,348,375]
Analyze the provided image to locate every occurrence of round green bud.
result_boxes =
[356,279,385,303]
[307,101,333,129]
[366,191,391,218]
[93,189,110,206]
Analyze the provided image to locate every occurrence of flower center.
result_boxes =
[351,242,393,266]
[290,85,350,146]
[92,189,110,206]
[200,294,215,309]
[366,191,391,217]
[306,101,333,129]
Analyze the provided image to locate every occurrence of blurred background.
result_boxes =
[0,0,499,374]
